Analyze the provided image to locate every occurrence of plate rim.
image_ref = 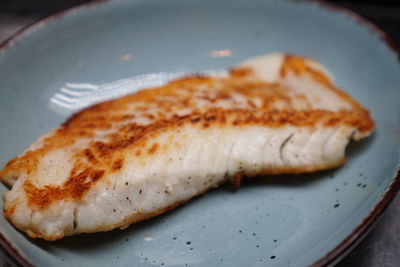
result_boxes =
[0,0,399,266]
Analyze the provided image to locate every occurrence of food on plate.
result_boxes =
[0,53,374,240]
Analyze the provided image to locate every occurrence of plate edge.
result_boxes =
[0,0,118,54]
[0,0,399,266]
[299,2,400,265]
[312,168,400,266]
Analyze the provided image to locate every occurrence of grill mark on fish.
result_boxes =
[280,133,294,166]
[73,207,78,230]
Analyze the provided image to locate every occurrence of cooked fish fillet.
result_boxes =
[0,53,374,240]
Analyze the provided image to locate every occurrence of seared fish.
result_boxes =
[0,53,374,240]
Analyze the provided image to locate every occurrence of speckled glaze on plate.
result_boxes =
[0,0,399,266]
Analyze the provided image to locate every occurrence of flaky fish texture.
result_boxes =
[0,53,374,240]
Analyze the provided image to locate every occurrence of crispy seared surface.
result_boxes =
[0,54,374,239]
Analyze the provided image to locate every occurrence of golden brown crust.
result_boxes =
[281,55,370,112]
[0,55,374,213]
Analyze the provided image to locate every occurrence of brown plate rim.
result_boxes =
[0,0,399,266]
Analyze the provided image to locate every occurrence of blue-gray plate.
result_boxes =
[0,0,399,266]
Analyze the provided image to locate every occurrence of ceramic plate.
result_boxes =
[0,0,399,266]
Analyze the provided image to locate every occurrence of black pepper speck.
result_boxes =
[334,203,340,208]
[186,241,191,245]
[270,255,276,259]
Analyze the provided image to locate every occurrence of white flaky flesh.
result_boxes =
[1,53,373,240]
[6,125,354,239]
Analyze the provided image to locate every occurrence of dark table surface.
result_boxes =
[0,0,399,266]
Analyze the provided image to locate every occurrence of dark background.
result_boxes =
[1,0,399,53]
[0,0,399,44]
[0,0,399,266]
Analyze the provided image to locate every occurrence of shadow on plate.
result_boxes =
[29,212,169,253]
